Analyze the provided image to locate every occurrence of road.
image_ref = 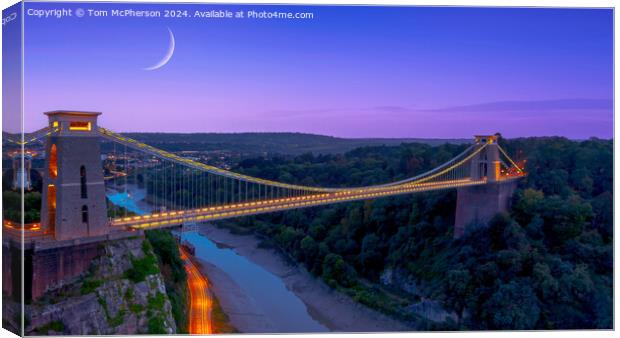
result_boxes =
[116,178,496,230]
[181,247,213,334]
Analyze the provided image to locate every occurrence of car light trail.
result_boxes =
[181,247,212,334]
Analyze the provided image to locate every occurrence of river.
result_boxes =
[106,185,328,332]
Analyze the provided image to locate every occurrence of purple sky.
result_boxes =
[13,4,614,138]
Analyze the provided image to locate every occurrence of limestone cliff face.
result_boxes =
[25,236,178,335]
[380,267,457,324]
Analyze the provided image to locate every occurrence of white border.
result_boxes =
[0,1,616,338]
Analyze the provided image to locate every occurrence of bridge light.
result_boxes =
[68,121,92,131]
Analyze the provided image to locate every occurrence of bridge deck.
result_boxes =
[113,178,497,230]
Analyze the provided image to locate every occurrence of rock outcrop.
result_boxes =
[380,267,458,324]
[23,236,178,335]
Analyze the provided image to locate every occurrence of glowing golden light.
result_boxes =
[69,121,91,131]
[181,247,213,334]
[49,144,58,178]
[47,184,57,231]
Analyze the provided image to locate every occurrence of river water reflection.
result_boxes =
[106,185,327,332]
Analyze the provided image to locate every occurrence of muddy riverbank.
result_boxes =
[192,223,412,333]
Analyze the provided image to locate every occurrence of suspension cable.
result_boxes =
[98,127,485,193]
[497,145,524,173]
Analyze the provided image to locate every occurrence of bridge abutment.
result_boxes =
[2,230,143,301]
[3,111,114,301]
[454,134,519,238]
[30,242,103,299]
[454,181,517,238]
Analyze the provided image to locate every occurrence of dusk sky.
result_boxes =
[12,3,614,138]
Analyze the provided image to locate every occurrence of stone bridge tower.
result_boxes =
[41,111,109,240]
[454,134,517,238]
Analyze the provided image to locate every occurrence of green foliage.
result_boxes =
[123,287,134,301]
[483,281,540,329]
[106,197,138,218]
[80,278,102,295]
[322,253,357,287]
[124,249,159,283]
[120,132,461,157]
[147,314,167,334]
[359,234,383,276]
[440,269,472,323]
[108,309,126,327]
[2,191,41,223]
[211,294,238,333]
[147,292,166,312]
[35,320,64,334]
[97,295,125,327]
[129,303,144,314]
[145,230,189,333]
[146,230,187,283]
[213,137,611,330]
[98,296,107,309]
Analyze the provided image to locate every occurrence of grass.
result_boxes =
[129,303,144,314]
[124,287,134,301]
[80,278,103,295]
[210,293,238,333]
[145,229,189,333]
[97,296,127,327]
[108,309,126,327]
[147,292,166,312]
[147,314,167,334]
[124,255,159,283]
[337,280,426,324]
[35,320,64,334]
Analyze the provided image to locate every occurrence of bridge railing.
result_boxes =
[112,177,488,229]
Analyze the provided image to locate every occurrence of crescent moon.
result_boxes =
[144,27,175,71]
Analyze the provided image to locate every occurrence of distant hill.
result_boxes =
[113,132,471,155]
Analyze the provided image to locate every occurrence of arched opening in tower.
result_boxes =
[49,144,58,178]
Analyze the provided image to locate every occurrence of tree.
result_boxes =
[440,268,473,325]
[571,168,593,197]
[359,234,383,276]
[483,280,540,329]
[512,188,544,225]
[322,253,356,287]
[559,264,594,303]
[590,192,612,241]
[300,235,318,265]
[541,195,592,245]
[224,136,611,330]
[275,226,302,250]
[532,262,558,301]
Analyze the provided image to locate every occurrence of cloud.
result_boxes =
[370,106,417,113]
[423,98,613,113]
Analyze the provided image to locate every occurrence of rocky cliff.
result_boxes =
[380,267,458,324]
[22,236,178,335]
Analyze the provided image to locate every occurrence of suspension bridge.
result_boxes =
[2,111,525,301]
[5,112,525,237]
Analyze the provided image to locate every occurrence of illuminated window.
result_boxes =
[47,184,56,231]
[69,121,91,131]
[52,121,59,128]
[49,144,58,178]
[80,165,88,198]
[82,205,89,224]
